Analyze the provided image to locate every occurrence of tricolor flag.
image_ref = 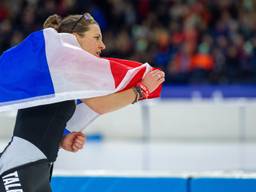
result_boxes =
[0,28,162,132]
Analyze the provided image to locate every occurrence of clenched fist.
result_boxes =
[60,132,86,152]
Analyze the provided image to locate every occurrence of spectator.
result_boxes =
[0,0,256,84]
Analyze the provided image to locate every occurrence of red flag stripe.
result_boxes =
[107,58,162,99]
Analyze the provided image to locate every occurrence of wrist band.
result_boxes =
[132,87,140,104]
[132,82,150,104]
[136,82,150,99]
[134,86,143,99]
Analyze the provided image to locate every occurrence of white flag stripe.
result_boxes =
[44,28,116,95]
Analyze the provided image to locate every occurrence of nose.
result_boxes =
[99,40,106,50]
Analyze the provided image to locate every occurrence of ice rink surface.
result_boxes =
[1,140,256,173]
[28,141,256,173]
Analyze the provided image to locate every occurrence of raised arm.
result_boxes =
[82,69,165,114]
[60,69,165,152]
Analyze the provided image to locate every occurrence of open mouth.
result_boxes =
[96,51,101,57]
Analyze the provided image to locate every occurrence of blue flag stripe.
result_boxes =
[0,30,54,102]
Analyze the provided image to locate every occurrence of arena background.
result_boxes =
[0,0,256,191]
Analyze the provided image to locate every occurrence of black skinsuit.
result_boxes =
[0,100,76,192]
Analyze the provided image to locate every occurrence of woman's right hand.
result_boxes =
[141,69,165,93]
[60,132,86,152]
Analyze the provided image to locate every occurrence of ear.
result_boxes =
[73,33,83,46]
[73,33,80,40]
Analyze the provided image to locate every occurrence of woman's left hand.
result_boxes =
[60,132,86,152]
[141,69,165,93]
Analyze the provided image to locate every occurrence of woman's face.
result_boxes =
[75,24,106,57]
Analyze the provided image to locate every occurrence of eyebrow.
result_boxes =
[94,34,102,38]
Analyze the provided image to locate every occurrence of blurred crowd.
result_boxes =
[1,0,256,84]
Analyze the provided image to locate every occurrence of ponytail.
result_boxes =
[43,14,62,31]
[43,13,97,35]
